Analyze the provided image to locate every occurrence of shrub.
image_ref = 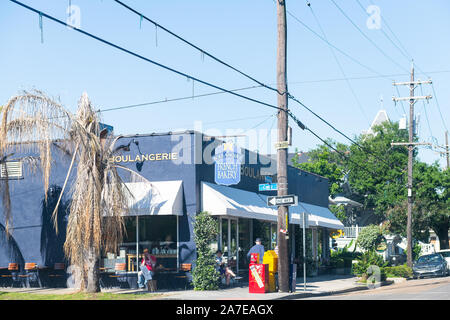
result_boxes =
[352,250,387,282]
[356,225,383,251]
[384,264,413,278]
[192,211,220,290]
[330,240,361,269]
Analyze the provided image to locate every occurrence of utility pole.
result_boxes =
[392,62,432,268]
[276,0,289,293]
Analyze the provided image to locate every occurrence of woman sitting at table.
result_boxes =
[215,250,236,286]
[138,248,156,289]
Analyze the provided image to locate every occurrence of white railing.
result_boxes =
[342,226,364,239]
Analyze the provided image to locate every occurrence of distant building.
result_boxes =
[362,109,390,136]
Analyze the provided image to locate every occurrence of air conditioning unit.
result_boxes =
[0,161,23,179]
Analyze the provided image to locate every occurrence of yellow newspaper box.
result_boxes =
[263,250,278,273]
[263,250,278,292]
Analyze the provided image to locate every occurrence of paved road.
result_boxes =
[303,276,450,300]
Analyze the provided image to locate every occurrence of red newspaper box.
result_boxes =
[249,263,269,293]
[250,253,259,264]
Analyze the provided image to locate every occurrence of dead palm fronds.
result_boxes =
[0,90,72,235]
[1,90,150,292]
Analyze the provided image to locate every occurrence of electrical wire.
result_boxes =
[329,0,409,73]
[285,5,387,78]
[113,0,281,95]
[305,1,370,125]
[8,0,286,115]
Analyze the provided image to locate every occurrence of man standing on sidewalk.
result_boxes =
[247,238,265,264]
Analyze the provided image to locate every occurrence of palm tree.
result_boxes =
[1,90,139,292]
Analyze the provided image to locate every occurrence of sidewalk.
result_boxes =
[154,274,366,300]
[0,274,393,299]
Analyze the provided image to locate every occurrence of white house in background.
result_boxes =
[362,109,390,136]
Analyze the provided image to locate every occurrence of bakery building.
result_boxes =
[0,130,343,288]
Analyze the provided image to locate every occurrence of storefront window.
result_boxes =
[238,219,251,270]
[221,218,228,258]
[253,220,271,250]
[102,216,178,272]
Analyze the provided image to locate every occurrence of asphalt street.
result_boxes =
[303,276,450,300]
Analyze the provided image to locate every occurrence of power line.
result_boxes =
[356,0,410,62]
[113,0,280,95]
[9,0,285,115]
[305,1,370,125]
[98,85,263,113]
[285,4,388,78]
[329,0,409,73]
[430,83,448,132]
[9,0,423,171]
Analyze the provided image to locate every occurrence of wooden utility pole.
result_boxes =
[392,62,432,268]
[276,0,289,293]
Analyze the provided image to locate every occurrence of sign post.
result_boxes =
[267,195,298,207]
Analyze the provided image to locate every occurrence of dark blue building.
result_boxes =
[0,131,343,285]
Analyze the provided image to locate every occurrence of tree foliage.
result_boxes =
[292,121,449,246]
[357,224,383,251]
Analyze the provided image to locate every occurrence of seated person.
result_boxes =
[138,248,156,289]
[215,250,236,286]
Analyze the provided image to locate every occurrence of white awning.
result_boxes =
[290,202,344,230]
[123,180,183,216]
[201,182,343,229]
[201,182,277,222]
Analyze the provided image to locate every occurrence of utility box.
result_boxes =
[249,264,269,293]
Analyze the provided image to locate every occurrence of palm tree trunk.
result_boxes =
[85,248,101,293]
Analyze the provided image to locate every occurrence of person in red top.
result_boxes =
[138,248,156,289]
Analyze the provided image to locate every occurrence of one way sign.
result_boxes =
[267,195,298,207]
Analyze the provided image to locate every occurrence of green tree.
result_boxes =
[192,211,220,290]
[292,141,348,197]
[346,122,409,217]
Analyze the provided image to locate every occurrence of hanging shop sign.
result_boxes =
[376,237,387,253]
[330,229,344,239]
[214,142,243,186]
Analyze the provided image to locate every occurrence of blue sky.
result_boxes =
[1,0,449,167]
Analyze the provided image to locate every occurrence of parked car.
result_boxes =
[438,250,450,274]
[412,253,448,279]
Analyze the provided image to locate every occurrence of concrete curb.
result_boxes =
[277,279,396,300]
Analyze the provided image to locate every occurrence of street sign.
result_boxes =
[267,195,298,207]
[259,183,278,191]
[275,141,289,149]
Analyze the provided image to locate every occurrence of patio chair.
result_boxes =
[0,263,22,287]
[174,263,192,290]
[19,263,42,288]
[47,263,66,287]
[108,263,128,288]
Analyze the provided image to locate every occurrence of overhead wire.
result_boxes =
[305,0,370,125]
[8,0,286,115]
[113,0,281,95]
[329,0,409,73]
[8,0,416,172]
[356,0,448,134]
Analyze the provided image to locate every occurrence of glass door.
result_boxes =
[219,217,239,274]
